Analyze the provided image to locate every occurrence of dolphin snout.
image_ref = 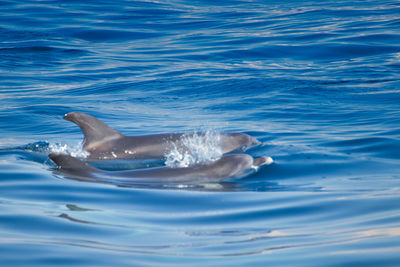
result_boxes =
[253,156,273,167]
[242,135,260,150]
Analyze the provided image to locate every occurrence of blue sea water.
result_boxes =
[1,0,400,265]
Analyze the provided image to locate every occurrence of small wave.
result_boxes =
[164,131,223,168]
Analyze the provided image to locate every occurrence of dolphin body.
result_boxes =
[64,112,260,160]
[49,153,271,185]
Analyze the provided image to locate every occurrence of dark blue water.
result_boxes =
[1,0,400,266]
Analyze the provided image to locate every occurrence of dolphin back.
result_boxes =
[48,153,271,184]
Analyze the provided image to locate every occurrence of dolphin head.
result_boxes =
[220,133,260,153]
[210,154,254,178]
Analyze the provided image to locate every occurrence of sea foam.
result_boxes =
[164,131,223,168]
[48,142,89,158]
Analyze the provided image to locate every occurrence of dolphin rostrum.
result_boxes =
[64,112,261,160]
[49,153,272,184]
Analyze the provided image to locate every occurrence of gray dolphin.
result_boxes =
[49,153,270,184]
[64,112,260,160]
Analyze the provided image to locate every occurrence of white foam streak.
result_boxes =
[48,142,89,158]
[164,131,223,168]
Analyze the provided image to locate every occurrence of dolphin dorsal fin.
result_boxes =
[48,153,99,181]
[64,112,123,150]
[49,153,96,171]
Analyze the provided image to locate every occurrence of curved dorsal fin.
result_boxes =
[49,153,99,181]
[64,112,123,150]
[49,153,96,170]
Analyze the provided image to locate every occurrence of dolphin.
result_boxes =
[49,153,271,185]
[64,112,260,160]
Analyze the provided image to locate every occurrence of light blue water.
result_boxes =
[1,0,400,266]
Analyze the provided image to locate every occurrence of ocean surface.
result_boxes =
[1,0,400,266]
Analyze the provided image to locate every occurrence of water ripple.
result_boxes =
[1,0,400,266]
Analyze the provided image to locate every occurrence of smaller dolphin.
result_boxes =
[49,153,271,184]
[64,112,260,160]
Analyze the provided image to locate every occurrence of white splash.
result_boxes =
[48,142,89,158]
[164,131,223,168]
